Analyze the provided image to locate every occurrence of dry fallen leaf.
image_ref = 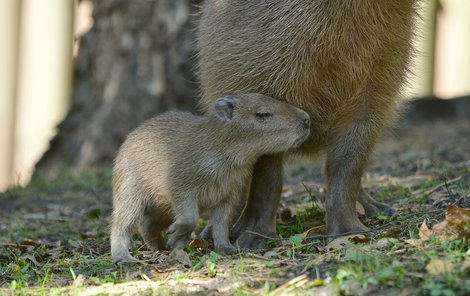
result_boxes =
[355,202,366,216]
[442,204,470,239]
[383,228,402,238]
[188,238,206,252]
[408,206,470,246]
[420,205,470,242]
[327,234,370,249]
[404,239,423,246]
[419,221,432,241]
[19,239,38,248]
[350,235,371,244]
[425,259,454,275]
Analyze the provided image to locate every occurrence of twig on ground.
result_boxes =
[412,176,461,196]
[245,229,371,241]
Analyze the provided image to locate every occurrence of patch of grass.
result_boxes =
[277,204,324,238]
[331,238,469,295]
[374,185,413,204]
[192,251,221,277]
[1,152,468,295]
[416,179,443,191]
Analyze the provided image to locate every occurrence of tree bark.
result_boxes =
[37,0,201,175]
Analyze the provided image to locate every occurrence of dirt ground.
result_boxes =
[0,114,469,295]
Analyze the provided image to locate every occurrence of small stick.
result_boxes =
[245,229,371,241]
[412,176,461,196]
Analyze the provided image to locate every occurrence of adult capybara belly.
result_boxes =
[197,0,416,153]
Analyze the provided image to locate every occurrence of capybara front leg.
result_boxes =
[233,153,283,249]
[325,118,380,236]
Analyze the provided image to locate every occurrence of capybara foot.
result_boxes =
[215,243,238,255]
[112,251,137,264]
[327,216,369,237]
[166,219,195,249]
[235,230,276,250]
[199,225,212,240]
[359,190,395,218]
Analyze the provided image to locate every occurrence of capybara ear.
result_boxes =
[214,96,236,120]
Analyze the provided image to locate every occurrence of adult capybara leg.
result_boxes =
[325,118,380,235]
[233,154,283,249]
[211,202,237,255]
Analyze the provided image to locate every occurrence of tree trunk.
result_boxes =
[37,0,201,176]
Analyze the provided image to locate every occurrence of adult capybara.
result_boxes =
[197,0,418,248]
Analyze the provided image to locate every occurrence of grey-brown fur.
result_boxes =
[197,0,419,247]
[110,93,310,263]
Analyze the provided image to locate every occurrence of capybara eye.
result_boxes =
[255,111,273,119]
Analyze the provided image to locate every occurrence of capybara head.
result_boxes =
[211,93,310,154]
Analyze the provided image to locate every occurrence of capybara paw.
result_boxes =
[167,220,195,236]
[327,218,369,237]
[236,231,276,250]
[166,236,188,250]
[385,206,395,216]
[215,243,237,255]
[361,203,379,218]
[166,220,194,249]
[199,225,212,240]
[231,217,256,240]
[112,251,137,264]
[375,202,395,216]
[361,201,395,218]
[359,190,396,218]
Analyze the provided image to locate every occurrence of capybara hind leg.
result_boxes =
[358,189,395,218]
[110,227,137,263]
[233,154,283,249]
[166,197,198,250]
[141,215,168,251]
[110,198,143,263]
[110,214,138,263]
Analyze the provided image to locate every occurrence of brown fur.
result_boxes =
[197,0,419,247]
[110,93,310,263]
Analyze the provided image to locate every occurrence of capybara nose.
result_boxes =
[302,117,310,130]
